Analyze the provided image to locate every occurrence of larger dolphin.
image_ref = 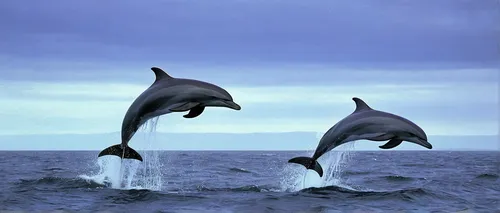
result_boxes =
[288,97,432,177]
[98,67,241,161]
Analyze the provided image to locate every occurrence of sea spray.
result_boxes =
[133,138,164,190]
[320,142,356,187]
[79,155,139,189]
[280,133,357,192]
[133,116,165,191]
[80,117,166,190]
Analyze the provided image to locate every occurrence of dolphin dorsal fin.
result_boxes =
[151,67,173,82]
[352,97,373,113]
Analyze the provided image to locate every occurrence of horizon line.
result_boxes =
[0,149,498,152]
[0,131,498,137]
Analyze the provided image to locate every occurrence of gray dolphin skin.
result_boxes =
[98,67,241,161]
[288,97,432,177]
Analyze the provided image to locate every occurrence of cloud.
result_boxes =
[0,56,498,86]
[0,73,497,135]
[1,1,497,151]
[0,0,498,64]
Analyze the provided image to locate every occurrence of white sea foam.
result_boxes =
[280,133,357,192]
[79,117,165,191]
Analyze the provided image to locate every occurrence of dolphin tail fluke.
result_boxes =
[98,144,143,162]
[288,157,324,177]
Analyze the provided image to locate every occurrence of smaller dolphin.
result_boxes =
[98,67,241,161]
[288,97,432,177]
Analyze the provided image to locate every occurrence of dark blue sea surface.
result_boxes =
[0,150,498,212]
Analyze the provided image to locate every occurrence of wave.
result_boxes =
[101,189,206,204]
[383,175,423,182]
[12,176,207,201]
[103,189,163,203]
[300,185,431,200]
[13,176,277,194]
[475,173,498,180]
[43,167,65,171]
[196,185,278,193]
[344,170,372,176]
[401,163,426,167]
[229,168,252,173]
[14,176,105,190]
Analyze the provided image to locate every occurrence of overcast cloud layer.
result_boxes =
[0,0,498,150]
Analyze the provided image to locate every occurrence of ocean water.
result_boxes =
[0,149,498,213]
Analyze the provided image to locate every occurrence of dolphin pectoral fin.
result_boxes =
[169,102,200,112]
[379,138,403,149]
[183,105,205,118]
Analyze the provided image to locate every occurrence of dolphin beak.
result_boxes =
[224,100,241,110]
[416,138,433,149]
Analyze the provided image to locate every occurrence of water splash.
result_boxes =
[79,156,141,189]
[280,135,357,192]
[134,117,165,191]
[80,117,166,191]
[321,142,356,187]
